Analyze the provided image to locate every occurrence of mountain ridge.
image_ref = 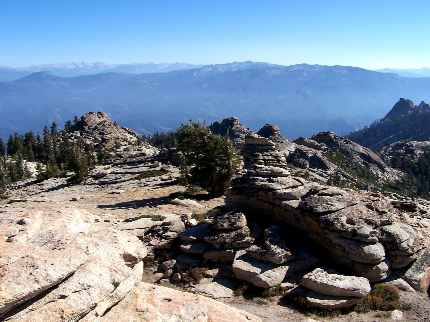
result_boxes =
[3,62,430,139]
[349,98,430,150]
[0,62,201,81]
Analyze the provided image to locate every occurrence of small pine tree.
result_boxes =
[15,154,25,180]
[64,120,72,132]
[0,138,5,157]
[0,157,8,198]
[175,122,240,196]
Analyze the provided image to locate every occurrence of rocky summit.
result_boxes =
[1,114,430,322]
[349,98,430,150]
[68,111,157,156]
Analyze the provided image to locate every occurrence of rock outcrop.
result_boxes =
[162,206,319,295]
[227,134,430,284]
[68,112,157,156]
[82,282,261,322]
[349,98,430,150]
[0,207,147,320]
[289,131,401,188]
[209,117,252,150]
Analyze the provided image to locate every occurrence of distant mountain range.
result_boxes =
[0,62,200,81]
[349,98,430,150]
[378,68,430,78]
[2,61,430,138]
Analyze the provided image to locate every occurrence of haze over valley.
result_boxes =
[2,61,430,139]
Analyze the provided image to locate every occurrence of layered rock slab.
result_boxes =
[232,251,288,288]
[0,207,147,321]
[301,268,371,298]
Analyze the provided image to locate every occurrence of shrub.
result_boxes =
[175,122,240,196]
[355,284,400,312]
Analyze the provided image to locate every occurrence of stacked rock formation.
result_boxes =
[227,133,430,288]
[160,209,322,300]
[231,223,318,289]
[158,211,254,286]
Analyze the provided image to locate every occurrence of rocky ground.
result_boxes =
[1,147,428,321]
[1,115,430,322]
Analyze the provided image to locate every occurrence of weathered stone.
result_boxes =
[179,223,212,243]
[193,279,235,299]
[299,194,355,214]
[82,282,262,322]
[0,208,147,321]
[381,223,418,269]
[94,262,143,318]
[159,259,176,273]
[204,249,236,263]
[232,251,288,289]
[382,278,415,293]
[404,249,430,292]
[328,236,386,265]
[298,289,361,310]
[170,198,204,208]
[284,252,320,280]
[245,225,294,265]
[353,261,389,282]
[301,268,371,298]
[204,226,254,249]
[246,244,293,265]
[213,212,247,230]
[391,309,404,321]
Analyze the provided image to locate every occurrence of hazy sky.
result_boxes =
[1,0,429,68]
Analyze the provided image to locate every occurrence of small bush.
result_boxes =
[191,211,208,223]
[190,267,209,283]
[355,284,400,312]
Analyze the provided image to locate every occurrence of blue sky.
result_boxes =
[1,0,429,68]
